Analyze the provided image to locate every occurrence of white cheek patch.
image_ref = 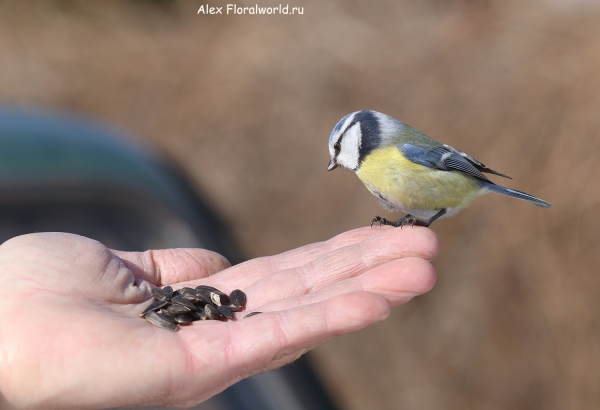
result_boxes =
[337,123,361,171]
[329,112,358,159]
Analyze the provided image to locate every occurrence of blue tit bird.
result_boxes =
[327,110,552,227]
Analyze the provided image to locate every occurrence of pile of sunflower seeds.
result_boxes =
[140,285,248,331]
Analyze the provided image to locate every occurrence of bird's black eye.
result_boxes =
[334,141,341,152]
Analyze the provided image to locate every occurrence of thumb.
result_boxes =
[112,248,231,286]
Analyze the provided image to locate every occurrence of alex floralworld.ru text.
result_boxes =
[197,4,304,15]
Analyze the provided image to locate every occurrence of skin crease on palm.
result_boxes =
[0,227,439,410]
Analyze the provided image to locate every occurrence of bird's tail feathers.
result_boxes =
[482,183,552,208]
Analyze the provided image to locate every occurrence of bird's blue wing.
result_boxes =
[399,144,510,182]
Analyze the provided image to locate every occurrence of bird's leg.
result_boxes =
[414,208,447,227]
[371,209,447,228]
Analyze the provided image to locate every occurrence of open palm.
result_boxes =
[0,228,438,409]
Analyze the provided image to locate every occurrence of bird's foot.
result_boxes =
[370,209,447,228]
[371,215,423,228]
[396,215,426,228]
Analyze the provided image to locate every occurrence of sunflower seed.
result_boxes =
[152,286,173,302]
[167,304,191,316]
[140,299,170,316]
[194,288,213,303]
[217,305,234,319]
[244,312,262,319]
[229,289,247,310]
[195,285,220,293]
[210,290,230,306]
[189,310,207,321]
[180,289,201,303]
[180,286,196,293]
[204,304,222,320]
[173,314,193,324]
[171,295,198,311]
[141,285,249,329]
[145,311,178,331]
[193,290,212,305]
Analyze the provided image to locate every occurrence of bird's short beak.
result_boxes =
[327,159,338,171]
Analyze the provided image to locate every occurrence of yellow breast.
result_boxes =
[356,146,482,211]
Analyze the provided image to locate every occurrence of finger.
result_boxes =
[199,226,394,289]
[258,226,389,271]
[112,248,231,286]
[357,257,437,306]
[227,291,391,375]
[211,227,439,303]
[241,257,436,313]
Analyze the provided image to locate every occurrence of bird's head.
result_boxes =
[327,110,400,172]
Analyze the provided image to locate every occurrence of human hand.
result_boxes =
[0,227,438,409]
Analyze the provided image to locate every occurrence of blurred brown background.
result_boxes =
[1,0,598,408]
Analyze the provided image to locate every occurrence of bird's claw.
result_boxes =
[398,216,418,229]
[370,216,385,227]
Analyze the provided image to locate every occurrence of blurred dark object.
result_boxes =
[0,107,233,254]
[0,108,337,410]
